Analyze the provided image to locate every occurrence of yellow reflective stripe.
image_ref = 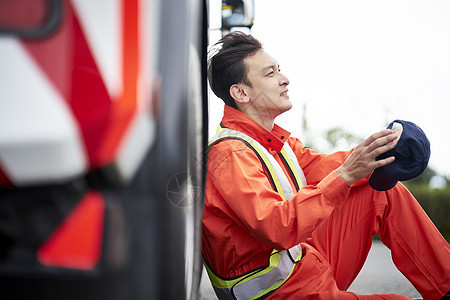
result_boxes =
[248,257,296,300]
[204,246,303,300]
[279,147,303,190]
[208,134,287,201]
[203,258,243,289]
[206,126,306,299]
[216,124,224,133]
[248,255,301,300]
[236,246,302,299]
[216,125,304,193]
[204,249,282,289]
[236,250,283,299]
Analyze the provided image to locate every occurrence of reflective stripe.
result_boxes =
[209,129,304,200]
[280,143,307,189]
[204,245,302,300]
[233,244,302,299]
[206,127,307,299]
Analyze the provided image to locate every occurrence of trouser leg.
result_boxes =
[287,244,411,300]
[306,183,450,300]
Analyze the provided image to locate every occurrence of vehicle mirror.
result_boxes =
[0,0,61,38]
[221,0,254,32]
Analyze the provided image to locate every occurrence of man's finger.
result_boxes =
[373,155,396,169]
[366,132,398,154]
[369,138,398,159]
[362,129,393,147]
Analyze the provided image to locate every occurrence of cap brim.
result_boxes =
[369,170,398,191]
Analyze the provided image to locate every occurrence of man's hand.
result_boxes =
[335,129,398,186]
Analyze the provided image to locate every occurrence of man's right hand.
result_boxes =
[335,129,398,186]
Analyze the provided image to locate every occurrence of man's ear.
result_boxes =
[229,84,250,104]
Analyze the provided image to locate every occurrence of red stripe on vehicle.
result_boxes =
[21,1,113,168]
[97,0,139,161]
[37,190,105,270]
[0,165,13,187]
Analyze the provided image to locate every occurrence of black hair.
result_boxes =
[208,31,263,108]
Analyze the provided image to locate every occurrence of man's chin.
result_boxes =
[275,102,293,118]
[283,100,293,112]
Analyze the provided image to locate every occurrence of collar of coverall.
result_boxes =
[221,105,291,153]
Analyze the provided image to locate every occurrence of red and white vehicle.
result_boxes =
[0,0,208,299]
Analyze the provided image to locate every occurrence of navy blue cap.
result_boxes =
[368,120,431,191]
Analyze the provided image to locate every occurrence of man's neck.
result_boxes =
[238,105,275,132]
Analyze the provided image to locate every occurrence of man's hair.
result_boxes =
[208,31,262,108]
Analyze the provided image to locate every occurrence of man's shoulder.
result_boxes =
[208,138,255,156]
[207,138,259,169]
[285,136,309,156]
[286,136,303,147]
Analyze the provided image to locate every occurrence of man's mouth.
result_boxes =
[281,90,288,96]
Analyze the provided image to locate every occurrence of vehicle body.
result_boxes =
[0,0,208,299]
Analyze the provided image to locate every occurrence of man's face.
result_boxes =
[242,50,292,119]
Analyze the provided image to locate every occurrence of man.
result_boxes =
[202,31,449,299]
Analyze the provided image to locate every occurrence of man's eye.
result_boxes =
[267,71,274,76]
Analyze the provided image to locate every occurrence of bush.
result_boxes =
[404,183,450,242]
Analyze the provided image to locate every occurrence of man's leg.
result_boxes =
[276,243,411,299]
[306,183,450,299]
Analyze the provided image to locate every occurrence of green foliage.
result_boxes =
[406,167,438,185]
[404,181,450,242]
[325,127,363,150]
[301,104,316,149]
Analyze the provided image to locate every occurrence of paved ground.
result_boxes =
[199,240,422,299]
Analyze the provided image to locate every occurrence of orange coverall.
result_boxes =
[202,105,450,299]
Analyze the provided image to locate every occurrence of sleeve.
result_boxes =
[209,141,351,250]
[289,138,369,187]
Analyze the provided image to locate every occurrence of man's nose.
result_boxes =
[280,74,289,86]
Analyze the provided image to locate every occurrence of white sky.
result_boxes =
[208,0,450,177]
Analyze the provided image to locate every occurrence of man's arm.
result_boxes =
[208,143,351,250]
